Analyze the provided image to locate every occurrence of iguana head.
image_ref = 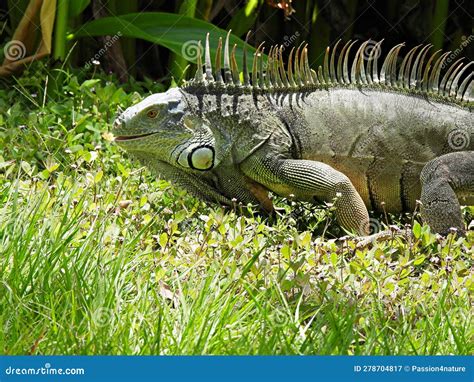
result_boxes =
[113,87,218,171]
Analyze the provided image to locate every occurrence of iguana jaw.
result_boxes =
[114,132,158,142]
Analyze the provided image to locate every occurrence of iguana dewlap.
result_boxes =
[113,32,474,236]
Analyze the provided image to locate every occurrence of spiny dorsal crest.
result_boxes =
[183,31,473,105]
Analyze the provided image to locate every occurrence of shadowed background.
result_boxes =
[0,0,472,83]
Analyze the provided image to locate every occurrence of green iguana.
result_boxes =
[113,32,474,236]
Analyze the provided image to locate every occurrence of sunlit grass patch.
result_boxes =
[0,66,472,355]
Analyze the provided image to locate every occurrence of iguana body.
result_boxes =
[113,34,474,235]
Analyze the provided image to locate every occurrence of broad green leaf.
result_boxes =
[414,255,426,266]
[280,244,291,260]
[330,252,338,267]
[230,235,244,248]
[74,13,263,72]
[39,169,50,179]
[413,221,422,239]
[299,231,312,247]
[94,170,103,183]
[159,232,168,249]
[80,79,100,89]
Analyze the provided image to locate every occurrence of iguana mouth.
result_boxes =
[114,132,158,141]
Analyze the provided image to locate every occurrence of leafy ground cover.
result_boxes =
[0,64,472,355]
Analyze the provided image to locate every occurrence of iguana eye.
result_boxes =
[146,109,158,118]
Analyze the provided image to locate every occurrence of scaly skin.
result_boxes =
[113,37,474,236]
[276,88,474,212]
[113,86,473,235]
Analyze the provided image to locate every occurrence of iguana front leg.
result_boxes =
[240,156,370,235]
[420,151,474,235]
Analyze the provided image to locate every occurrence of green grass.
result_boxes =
[0,63,473,355]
